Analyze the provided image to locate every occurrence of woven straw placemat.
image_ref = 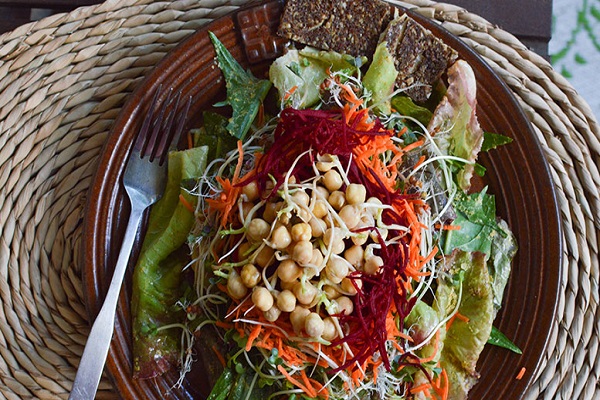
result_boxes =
[0,0,597,399]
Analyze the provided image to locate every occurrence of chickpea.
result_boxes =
[292,240,313,265]
[292,190,310,208]
[237,241,252,261]
[364,255,384,275]
[316,154,335,172]
[263,201,282,224]
[323,284,341,300]
[345,183,367,205]
[247,218,270,242]
[309,248,325,270]
[295,207,311,223]
[276,289,297,312]
[370,227,388,243]
[341,277,361,296]
[264,305,282,322]
[328,190,346,211]
[227,270,248,300]
[240,202,254,222]
[293,281,317,305]
[291,222,312,242]
[290,306,310,333]
[314,185,330,200]
[277,259,302,282]
[279,279,296,291]
[240,264,261,288]
[254,245,274,268]
[242,181,260,202]
[344,244,364,268]
[325,256,350,284]
[305,312,325,338]
[311,199,329,219]
[334,296,354,316]
[309,217,326,237]
[351,233,369,246]
[322,317,338,341]
[339,204,361,229]
[365,196,383,216]
[271,225,292,249]
[252,286,274,311]
[324,228,345,255]
[323,169,343,192]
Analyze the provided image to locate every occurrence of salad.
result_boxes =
[129,11,518,400]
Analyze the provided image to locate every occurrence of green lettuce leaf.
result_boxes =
[435,250,495,400]
[363,41,398,114]
[131,146,208,379]
[209,31,271,140]
[269,47,361,109]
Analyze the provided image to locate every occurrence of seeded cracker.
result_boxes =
[385,15,458,102]
[278,0,393,57]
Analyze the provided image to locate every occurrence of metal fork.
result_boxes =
[70,88,191,400]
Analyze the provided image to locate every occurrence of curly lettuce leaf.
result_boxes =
[131,146,208,379]
[209,31,271,140]
[427,59,484,191]
[435,250,494,400]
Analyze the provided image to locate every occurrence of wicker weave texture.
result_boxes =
[0,0,597,399]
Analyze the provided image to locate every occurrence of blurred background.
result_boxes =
[550,0,600,119]
[0,0,596,120]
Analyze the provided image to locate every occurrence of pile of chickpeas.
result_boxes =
[221,154,388,342]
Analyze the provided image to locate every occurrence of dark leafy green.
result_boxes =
[390,95,433,126]
[481,131,513,152]
[487,326,522,354]
[442,188,501,255]
[209,31,271,141]
[190,111,238,160]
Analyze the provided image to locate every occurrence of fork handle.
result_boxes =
[69,205,145,400]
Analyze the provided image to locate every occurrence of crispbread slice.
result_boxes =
[278,0,393,57]
[385,15,458,102]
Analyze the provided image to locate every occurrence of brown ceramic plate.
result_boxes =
[83,1,561,399]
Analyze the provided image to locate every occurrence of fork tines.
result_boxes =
[133,86,192,164]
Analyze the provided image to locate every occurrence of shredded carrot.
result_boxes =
[187,130,194,149]
[282,85,298,102]
[413,154,427,170]
[402,138,426,153]
[431,367,449,400]
[410,382,433,394]
[245,324,262,351]
[178,194,195,214]
[211,344,226,368]
[257,102,265,127]
[308,376,329,400]
[277,365,317,398]
[418,329,440,363]
[435,223,462,231]
[446,312,470,330]
[516,367,526,380]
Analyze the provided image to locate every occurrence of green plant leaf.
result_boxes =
[487,326,522,354]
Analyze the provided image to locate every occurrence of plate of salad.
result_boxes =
[83,1,561,399]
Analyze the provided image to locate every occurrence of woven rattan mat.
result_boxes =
[0,0,598,399]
